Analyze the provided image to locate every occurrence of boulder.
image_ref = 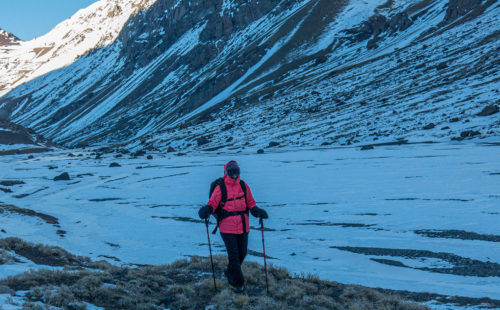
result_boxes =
[477,105,499,116]
[0,180,25,186]
[167,146,176,153]
[436,62,448,70]
[0,109,10,121]
[423,123,435,130]
[54,172,70,181]
[257,149,265,154]
[268,141,280,147]
[443,0,483,23]
[197,136,210,146]
[109,162,121,167]
[460,130,481,138]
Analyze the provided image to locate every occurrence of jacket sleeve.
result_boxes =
[207,185,222,212]
[245,183,257,209]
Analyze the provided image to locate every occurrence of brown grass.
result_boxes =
[0,237,89,267]
[0,242,429,310]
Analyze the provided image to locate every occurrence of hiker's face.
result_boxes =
[227,168,240,179]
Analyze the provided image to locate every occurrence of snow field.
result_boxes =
[0,142,499,301]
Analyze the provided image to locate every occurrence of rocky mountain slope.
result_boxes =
[0,0,156,97]
[0,119,56,155]
[0,29,20,46]
[0,0,499,150]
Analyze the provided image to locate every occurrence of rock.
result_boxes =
[223,124,234,131]
[0,180,25,186]
[0,187,13,193]
[54,172,70,181]
[315,55,328,65]
[77,173,94,177]
[257,149,264,154]
[268,141,280,147]
[441,126,450,130]
[423,123,435,130]
[436,62,448,70]
[226,137,233,143]
[443,0,483,24]
[167,146,176,153]
[450,117,460,122]
[147,155,153,160]
[367,39,379,49]
[388,12,412,33]
[197,136,210,146]
[477,105,499,116]
[27,155,34,159]
[133,150,146,157]
[0,109,10,121]
[460,130,481,138]
[361,145,374,150]
[109,162,121,167]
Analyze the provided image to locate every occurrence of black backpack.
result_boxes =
[209,178,248,234]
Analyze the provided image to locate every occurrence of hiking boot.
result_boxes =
[232,284,245,294]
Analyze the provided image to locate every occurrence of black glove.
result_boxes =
[198,205,213,219]
[251,206,268,219]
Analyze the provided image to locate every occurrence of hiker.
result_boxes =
[198,160,268,293]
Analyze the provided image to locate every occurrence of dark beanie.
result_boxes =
[224,160,239,174]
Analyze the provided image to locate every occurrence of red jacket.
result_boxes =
[207,174,257,234]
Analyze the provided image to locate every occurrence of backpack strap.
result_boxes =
[212,178,226,234]
[239,180,248,233]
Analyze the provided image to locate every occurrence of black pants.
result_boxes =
[220,232,248,286]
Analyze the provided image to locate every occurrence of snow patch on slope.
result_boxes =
[0,0,157,97]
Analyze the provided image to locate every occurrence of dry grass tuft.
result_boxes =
[0,237,89,267]
[0,240,430,310]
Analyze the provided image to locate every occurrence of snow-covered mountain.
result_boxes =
[0,0,156,97]
[0,0,498,150]
[0,29,20,46]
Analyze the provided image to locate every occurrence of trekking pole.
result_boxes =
[260,218,269,294]
[205,218,217,291]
